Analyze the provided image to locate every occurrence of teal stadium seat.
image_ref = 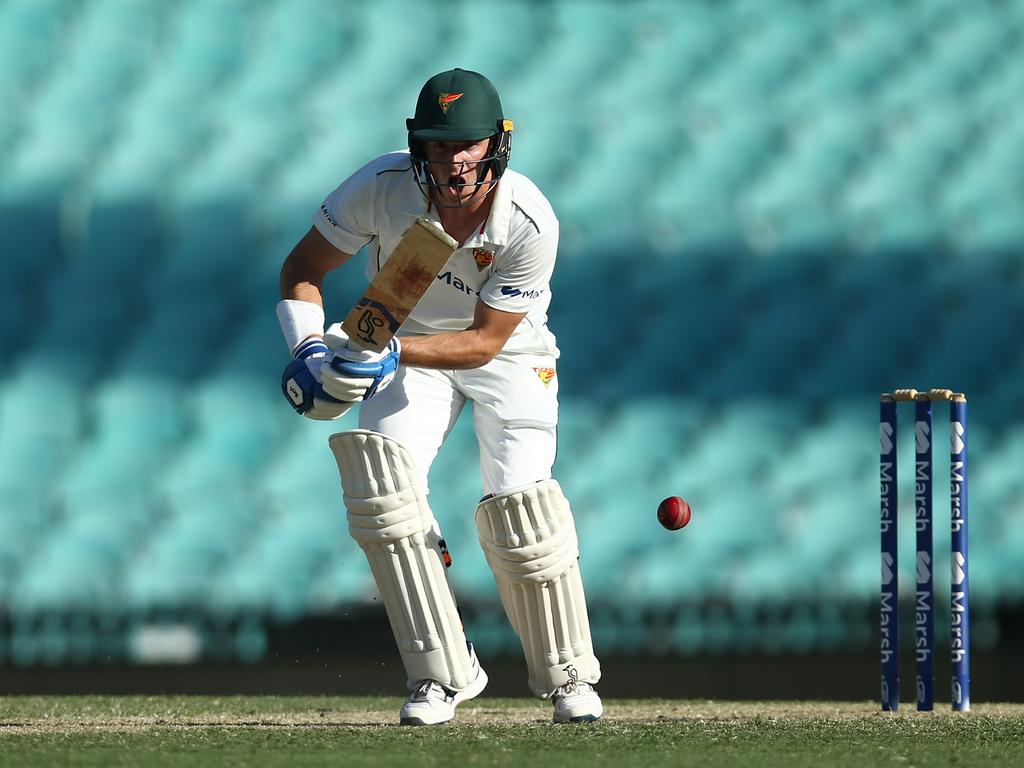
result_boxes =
[439,0,545,86]
[781,14,906,111]
[260,512,346,577]
[112,202,253,377]
[177,117,303,202]
[123,503,255,612]
[2,0,1024,658]
[649,108,776,227]
[221,0,348,115]
[974,50,1024,119]
[157,376,285,504]
[766,414,874,502]
[167,0,251,85]
[745,106,874,210]
[305,555,376,612]
[306,1,442,139]
[209,539,320,620]
[0,373,83,502]
[662,402,794,503]
[686,9,818,104]
[218,306,291,375]
[509,111,595,211]
[262,135,374,246]
[0,490,51,596]
[562,398,703,502]
[972,431,1024,525]
[10,530,125,614]
[59,376,186,512]
[0,0,66,96]
[878,13,1005,110]
[554,111,680,236]
[260,426,354,510]
[92,68,215,199]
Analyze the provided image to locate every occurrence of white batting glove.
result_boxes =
[321,323,401,401]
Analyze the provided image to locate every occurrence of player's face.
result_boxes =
[422,138,494,206]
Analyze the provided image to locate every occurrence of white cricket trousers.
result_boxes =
[358,349,560,496]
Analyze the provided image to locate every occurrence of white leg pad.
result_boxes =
[475,479,601,697]
[329,429,478,692]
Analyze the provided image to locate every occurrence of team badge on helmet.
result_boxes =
[438,92,463,114]
[472,248,495,271]
[533,367,556,387]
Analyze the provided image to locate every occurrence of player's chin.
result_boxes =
[437,185,479,207]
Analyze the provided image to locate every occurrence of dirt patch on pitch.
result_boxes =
[2,700,1020,734]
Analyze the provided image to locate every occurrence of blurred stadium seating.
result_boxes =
[1,0,1022,665]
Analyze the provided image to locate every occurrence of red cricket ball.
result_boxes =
[657,496,692,530]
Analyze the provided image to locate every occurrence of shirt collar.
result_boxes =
[477,175,512,247]
[418,174,512,248]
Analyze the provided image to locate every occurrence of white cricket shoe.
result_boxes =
[399,655,488,726]
[552,681,603,723]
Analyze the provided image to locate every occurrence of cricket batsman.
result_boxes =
[275,68,602,725]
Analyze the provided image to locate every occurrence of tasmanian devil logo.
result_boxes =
[472,248,495,271]
[438,92,463,114]
[534,367,556,387]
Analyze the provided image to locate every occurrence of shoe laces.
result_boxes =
[555,680,591,699]
[410,680,453,703]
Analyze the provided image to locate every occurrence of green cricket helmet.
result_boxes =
[406,68,513,205]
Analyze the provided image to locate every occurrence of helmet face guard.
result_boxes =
[408,123,512,208]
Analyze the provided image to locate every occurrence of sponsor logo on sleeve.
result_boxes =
[499,285,545,300]
[320,203,340,228]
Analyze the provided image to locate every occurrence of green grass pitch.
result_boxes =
[1,697,1022,767]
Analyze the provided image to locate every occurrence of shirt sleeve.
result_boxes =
[478,226,559,314]
[311,157,380,254]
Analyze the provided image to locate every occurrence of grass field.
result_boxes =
[1,696,1022,767]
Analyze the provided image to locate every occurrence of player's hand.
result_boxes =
[281,338,357,420]
[321,325,401,401]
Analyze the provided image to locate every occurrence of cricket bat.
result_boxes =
[341,217,458,351]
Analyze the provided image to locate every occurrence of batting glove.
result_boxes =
[281,338,358,420]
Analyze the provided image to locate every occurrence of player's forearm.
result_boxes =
[279,227,351,305]
[279,259,326,305]
[400,330,502,369]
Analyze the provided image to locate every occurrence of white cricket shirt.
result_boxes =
[312,151,560,356]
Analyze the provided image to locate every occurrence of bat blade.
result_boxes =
[341,217,458,351]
